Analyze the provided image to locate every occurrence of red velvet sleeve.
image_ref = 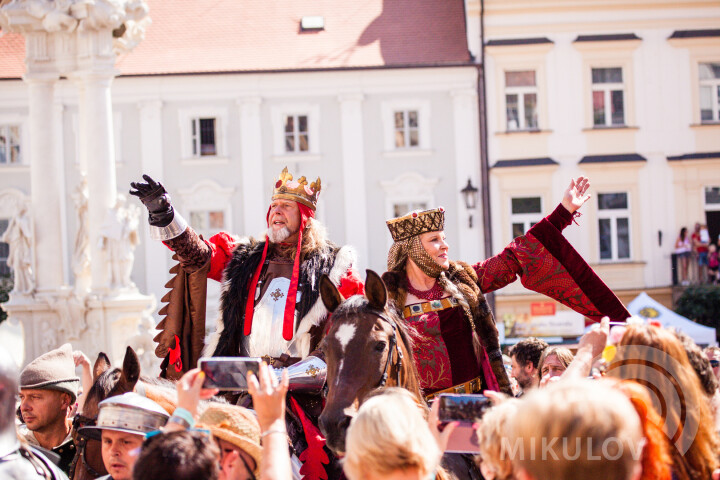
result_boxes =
[206,232,238,282]
[474,204,629,322]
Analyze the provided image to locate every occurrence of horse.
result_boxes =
[317,270,482,480]
[69,346,177,480]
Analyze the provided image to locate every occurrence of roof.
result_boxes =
[579,153,647,164]
[492,157,558,168]
[574,33,641,42]
[667,151,720,161]
[669,29,720,39]
[486,38,553,47]
[0,0,471,79]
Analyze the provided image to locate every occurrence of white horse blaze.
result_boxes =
[335,324,356,353]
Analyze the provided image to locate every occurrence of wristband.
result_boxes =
[170,407,195,429]
[260,428,286,439]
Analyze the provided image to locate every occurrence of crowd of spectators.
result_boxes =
[3,317,720,480]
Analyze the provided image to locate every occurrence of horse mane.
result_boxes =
[333,295,423,401]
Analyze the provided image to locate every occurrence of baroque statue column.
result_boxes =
[0,0,157,369]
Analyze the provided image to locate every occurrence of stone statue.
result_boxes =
[71,176,91,291]
[1,204,34,294]
[98,194,140,289]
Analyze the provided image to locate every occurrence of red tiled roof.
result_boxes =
[0,0,469,79]
[0,32,25,79]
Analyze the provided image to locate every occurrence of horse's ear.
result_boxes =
[93,352,111,380]
[119,346,141,390]
[365,270,387,311]
[320,274,344,313]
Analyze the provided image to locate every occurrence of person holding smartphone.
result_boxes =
[381,177,629,399]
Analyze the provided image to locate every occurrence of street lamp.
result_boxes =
[460,178,479,228]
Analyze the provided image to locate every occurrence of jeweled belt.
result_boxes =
[403,297,459,319]
[425,375,483,401]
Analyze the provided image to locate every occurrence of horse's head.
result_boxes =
[70,346,141,480]
[318,270,419,455]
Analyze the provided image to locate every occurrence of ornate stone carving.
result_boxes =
[1,202,34,295]
[0,0,150,57]
[71,175,91,292]
[98,193,140,290]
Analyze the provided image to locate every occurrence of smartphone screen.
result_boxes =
[437,393,492,454]
[198,357,262,391]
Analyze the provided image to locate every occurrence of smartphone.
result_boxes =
[437,393,492,454]
[198,357,262,391]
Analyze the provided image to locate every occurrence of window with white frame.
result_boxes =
[592,68,625,127]
[189,210,225,239]
[0,125,21,165]
[0,219,9,276]
[394,110,419,148]
[191,117,217,157]
[699,63,720,123]
[598,192,630,261]
[381,100,431,153]
[705,186,720,209]
[284,114,309,153]
[511,196,542,238]
[505,71,538,131]
[392,201,428,218]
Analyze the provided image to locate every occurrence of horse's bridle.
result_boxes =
[69,414,104,479]
[373,310,404,388]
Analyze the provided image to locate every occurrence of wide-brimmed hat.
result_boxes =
[19,343,80,403]
[197,403,262,474]
[78,392,169,440]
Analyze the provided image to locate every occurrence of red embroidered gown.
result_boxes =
[405,204,629,394]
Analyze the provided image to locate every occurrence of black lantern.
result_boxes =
[460,178,479,228]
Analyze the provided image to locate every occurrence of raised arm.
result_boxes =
[473,177,629,322]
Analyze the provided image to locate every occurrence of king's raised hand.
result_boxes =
[129,174,175,227]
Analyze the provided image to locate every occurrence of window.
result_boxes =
[511,196,542,237]
[191,118,217,157]
[0,125,21,164]
[392,201,427,218]
[592,68,625,127]
[0,219,9,276]
[699,63,720,123]
[284,114,309,153]
[505,71,538,131]
[394,110,419,148]
[598,192,630,261]
[189,210,225,238]
[706,186,720,209]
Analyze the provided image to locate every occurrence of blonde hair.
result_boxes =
[477,400,519,480]
[508,379,644,480]
[343,388,441,480]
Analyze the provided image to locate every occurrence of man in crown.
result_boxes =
[131,168,362,479]
[130,168,362,377]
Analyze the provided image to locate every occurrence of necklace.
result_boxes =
[406,277,444,300]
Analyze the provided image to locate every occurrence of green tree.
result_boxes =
[0,276,12,324]
[675,285,720,341]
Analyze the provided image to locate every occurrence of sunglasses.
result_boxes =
[710,360,719,368]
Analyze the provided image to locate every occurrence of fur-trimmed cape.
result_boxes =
[204,238,357,359]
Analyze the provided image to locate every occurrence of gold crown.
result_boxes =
[272,167,321,211]
[386,207,445,242]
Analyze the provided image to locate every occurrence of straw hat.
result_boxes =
[197,403,263,474]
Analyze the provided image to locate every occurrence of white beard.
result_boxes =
[268,226,292,243]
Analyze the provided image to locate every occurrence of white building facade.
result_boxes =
[472,0,720,324]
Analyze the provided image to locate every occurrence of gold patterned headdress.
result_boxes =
[386,208,445,242]
[272,167,321,211]
[386,207,446,277]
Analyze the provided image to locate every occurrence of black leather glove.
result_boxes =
[129,174,175,227]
